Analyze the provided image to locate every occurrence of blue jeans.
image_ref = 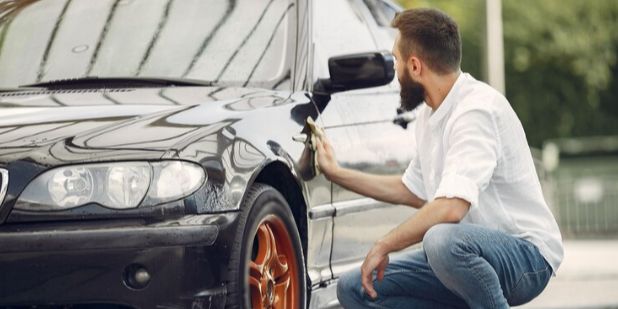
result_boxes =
[337,223,552,308]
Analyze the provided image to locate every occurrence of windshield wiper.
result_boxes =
[0,87,45,93]
[21,76,216,89]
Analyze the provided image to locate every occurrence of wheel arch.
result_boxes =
[253,160,309,260]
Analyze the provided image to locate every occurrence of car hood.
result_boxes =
[0,86,293,165]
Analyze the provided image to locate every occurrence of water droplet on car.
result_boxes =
[72,45,89,53]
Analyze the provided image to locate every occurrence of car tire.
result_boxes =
[226,183,307,309]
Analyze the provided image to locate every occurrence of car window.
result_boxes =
[312,0,377,80]
[0,0,294,89]
[363,0,399,27]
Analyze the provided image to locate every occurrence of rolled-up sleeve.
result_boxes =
[402,152,427,201]
[434,108,499,207]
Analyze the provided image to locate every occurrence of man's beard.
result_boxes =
[399,68,425,112]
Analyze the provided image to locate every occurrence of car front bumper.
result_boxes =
[0,213,239,309]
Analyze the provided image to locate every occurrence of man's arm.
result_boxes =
[316,137,425,209]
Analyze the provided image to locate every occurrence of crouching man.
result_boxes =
[315,8,563,308]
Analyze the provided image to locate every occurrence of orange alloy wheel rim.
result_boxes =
[249,215,299,309]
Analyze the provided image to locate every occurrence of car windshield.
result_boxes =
[0,0,293,89]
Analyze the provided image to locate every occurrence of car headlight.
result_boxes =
[47,166,96,209]
[106,164,151,208]
[16,161,206,211]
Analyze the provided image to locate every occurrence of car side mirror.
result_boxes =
[314,51,395,95]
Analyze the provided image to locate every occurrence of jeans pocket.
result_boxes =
[508,268,551,306]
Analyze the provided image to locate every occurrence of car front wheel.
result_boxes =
[226,183,306,309]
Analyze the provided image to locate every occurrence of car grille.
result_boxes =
[0,168,8,206]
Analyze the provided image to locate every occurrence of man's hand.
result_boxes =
[360,242,390,299]
[315,136,340,179]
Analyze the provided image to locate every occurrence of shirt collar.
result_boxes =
[428,71,465,127]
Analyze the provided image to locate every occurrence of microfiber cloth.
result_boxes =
[306,116,325,176]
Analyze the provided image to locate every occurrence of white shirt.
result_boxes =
[402,72,563,272]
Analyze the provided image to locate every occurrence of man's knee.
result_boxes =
[423,223,469,260]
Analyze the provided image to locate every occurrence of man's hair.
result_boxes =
[391,8,461,75]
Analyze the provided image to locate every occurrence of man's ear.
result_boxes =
[407,56,422,77]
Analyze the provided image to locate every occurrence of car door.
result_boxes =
[311,0,418,278]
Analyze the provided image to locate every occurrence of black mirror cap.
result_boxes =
[327,51,395,93]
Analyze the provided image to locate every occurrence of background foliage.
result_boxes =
[397,0,618,147]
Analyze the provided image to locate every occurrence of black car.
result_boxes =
[0,0,418,308]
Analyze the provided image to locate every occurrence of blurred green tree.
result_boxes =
[397,0,618,147]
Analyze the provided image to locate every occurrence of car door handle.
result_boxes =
[292,134,308,143]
